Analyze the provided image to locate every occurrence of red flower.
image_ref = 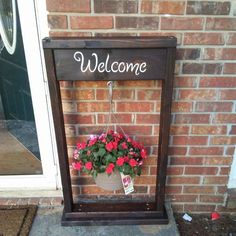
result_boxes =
[129,159,137,167]
[77,142,86,150]
[106,163,115,174]
[85,162,93,170]
[105,142,118,152]
[141,148,147,159]
[105,142,114,152]
[73,162,82,170]
[116,157,125,166]
[121,142,128,149]
[124,156,129,162]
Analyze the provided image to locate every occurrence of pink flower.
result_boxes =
[112,141,118,150]
[124,156,129,162]
[88,138,97,146]
[108,163,115,169]
[121,142,128,149]
[73,162,82,170]
[129,159,137,167]
[85,162,93,170]
[116,157,125,166]
[141,148,147,159]
[77,142,86,150]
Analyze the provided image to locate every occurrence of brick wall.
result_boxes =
[46,0,236,213]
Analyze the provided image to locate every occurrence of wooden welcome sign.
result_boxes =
[43,37,176,226]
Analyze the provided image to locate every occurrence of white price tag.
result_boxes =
[120,173,134,195]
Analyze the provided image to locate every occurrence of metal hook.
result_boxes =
[107,81,114,104]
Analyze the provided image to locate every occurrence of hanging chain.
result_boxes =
[105,81,126,136]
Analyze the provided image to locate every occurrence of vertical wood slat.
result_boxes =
[155,47,176,211]
[44,49,73,213]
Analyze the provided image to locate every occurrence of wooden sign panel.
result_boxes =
[54,49,166,81]
[43,37,177,226]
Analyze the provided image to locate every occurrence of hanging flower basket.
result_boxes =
[72,130,147,191]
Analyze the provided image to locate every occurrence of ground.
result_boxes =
[175,213,236,236]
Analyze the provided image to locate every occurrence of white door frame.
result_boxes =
[0,0,60,190]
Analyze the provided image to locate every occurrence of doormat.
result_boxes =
[0,205,37,236]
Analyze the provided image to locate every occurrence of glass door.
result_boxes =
[0,0,57,189]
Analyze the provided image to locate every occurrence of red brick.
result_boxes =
[170,125,189,135]
[172,136,208,146]
[117,125,152,135]
[116,80,155,87]
[217,186,228,194]
[141,1,185,15]
[167,167,184,175]
[167,176,200,184]
[174,76,197,88]
[177,48,200,60]
[117,102,154,112]
[74,89,95,100]
[137,136,159,146]
[149,166,156,175]
[226,146,235,155]
[220,167,230,175]
[47,15,67,29]
[200,77,236,88]
[175,114,210,124]
[203,48,236,60]
[161,17,204,30]
[165,186,183,194]
[204,176,228,185]
[81,186,113,195]
[185,167,218,175]
[184,33,224,45]
[170,157,204,166]
[206,17,236,31]
[167,194,197,203]
[62,101,76,113]
[204,156,232,166]
[178,89,217,100]
[184,204,216,213]
[46,0,90,13]
[59,81,73,88]
[189,147,224,156]
[191,125,227,135]
[94,0,138,13]
[223,63,236,74]
[143,156,157,165]
[77,102,110,112]
[74,81,107,88]
[140,32,182,45]
[78,126,106,135]
[168,147,187,155]
[97,113,133,124]
[210,136,236,145]
[96,89,134,100]
[227,33,236,45]
[187,2,230,15]
[135,176,156,185]
[60,89,73,100]
[70,16,113,29]
[137,89,161,100]
[195,102,233,112]
[65,125,76,136]
[183,186,215,194]
[214,114,236,123]
[171,102,193,112]
[64,114,94,124]
[116,16,159,29]
[220,90,236,100]
[171,204,184,212]
[230,126,236,134]
[182,63,222,75]
[95,32,137,37]
[200,195,224,203]
[49,31,92,37]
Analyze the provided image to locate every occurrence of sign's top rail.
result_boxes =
[43,37,177,49]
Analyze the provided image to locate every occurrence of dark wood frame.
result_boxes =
[43,37,176,226]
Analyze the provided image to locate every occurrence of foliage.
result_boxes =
[72,130,147,178]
